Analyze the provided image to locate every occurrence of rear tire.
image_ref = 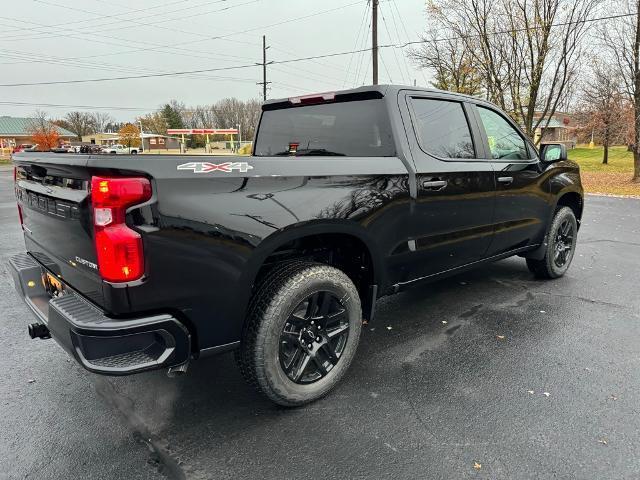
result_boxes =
[238,262,362,407]
[527,206,578,279]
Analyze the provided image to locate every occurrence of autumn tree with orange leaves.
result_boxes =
[118,123,141,149]
[27,111,59,151]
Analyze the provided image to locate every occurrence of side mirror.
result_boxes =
[540,143,567,163]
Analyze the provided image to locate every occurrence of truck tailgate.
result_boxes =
[14,158,105,306]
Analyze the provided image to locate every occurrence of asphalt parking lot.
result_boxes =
[1,164,639,480]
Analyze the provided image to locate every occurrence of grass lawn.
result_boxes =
[569,145,640,197]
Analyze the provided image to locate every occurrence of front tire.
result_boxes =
[238,262,362,407]
[527,206,578,279]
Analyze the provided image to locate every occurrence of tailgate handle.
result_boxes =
[422,179,448,191]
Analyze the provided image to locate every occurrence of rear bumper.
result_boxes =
[9,253,190,375]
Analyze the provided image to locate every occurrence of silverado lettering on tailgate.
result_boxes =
[16,188,80,219]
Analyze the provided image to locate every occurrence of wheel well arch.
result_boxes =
[555,191,583,224]
[243,223,384,319]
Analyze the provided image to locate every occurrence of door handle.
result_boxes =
[497,176,514,185]
[422,180,447,190]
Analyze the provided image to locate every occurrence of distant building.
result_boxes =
[532,111,578,148]
[0,116,75,147]
[142,134,180,151]
[81,132,119,145]
[82,132,180,150]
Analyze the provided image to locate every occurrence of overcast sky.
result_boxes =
[0,0,431,121]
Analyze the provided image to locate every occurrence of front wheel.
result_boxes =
[238,262,362,407]
[527,206,578,279]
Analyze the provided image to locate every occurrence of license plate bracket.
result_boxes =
[42,271,65,297]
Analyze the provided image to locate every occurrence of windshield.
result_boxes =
[254,99,396,157]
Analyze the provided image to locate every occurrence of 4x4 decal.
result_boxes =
[177,162,254,173]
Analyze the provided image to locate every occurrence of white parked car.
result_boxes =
[101,144,140,155]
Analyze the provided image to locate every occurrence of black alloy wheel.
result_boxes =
[553,218,575,268]
[279,291,349,384]
[526,206,578,279]
[237,262,362,406]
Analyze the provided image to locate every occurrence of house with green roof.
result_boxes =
[0,116,75,149]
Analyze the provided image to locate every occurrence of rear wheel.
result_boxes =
[527,206,578,279]
[238,262,362,406]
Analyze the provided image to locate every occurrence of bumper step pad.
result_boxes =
[9,253,191,375]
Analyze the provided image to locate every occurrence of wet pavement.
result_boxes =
[1,165,639,479]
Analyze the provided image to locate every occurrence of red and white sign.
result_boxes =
[167,128,239,135]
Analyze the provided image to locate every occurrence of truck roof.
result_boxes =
[263,84,481,107]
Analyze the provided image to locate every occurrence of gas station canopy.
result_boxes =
[166,129,239,135]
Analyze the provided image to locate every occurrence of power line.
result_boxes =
[353,2,373,87]
[1,0,243,41]
[0,1,360,74]
[0,0,191,35]
[0,64,258,87]
[0,101,154,111]
[385,0,414,84]
[1,11,636,88]
[379,2,406,84]
[343,1,370,88]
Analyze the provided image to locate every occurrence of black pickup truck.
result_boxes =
[10,85,583,406]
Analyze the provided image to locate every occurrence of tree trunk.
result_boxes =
[634,0,640,181]
[603,143,609,164]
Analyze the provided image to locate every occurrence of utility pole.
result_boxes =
[372,0,378,85]
[257,35,272,101]
[138,120,144,152]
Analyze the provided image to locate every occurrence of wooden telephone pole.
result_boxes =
[257,35,272,101]
[372,0,378,85]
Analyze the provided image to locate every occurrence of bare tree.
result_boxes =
[601,0,640,180]
[89,112,114,133]
[409,27,484,95]
[580,62,628,164]
[414,0,602,142]
[64,111,95,139]
[213,97,262,140]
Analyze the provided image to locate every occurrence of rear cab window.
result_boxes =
[254,95,396,157]
[408,97,477,160]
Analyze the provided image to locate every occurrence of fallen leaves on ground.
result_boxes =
[598,439,608,445]
[543,392,550,397]
[580,172,640,197]
[473,462,482,470]
[386,326,392,330]
[496,335,505,340]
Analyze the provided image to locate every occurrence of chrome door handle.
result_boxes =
[497,176,514,185]
[422,180,447,190]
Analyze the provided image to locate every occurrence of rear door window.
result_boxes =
[409,98,475,159]
[254,99,395,157]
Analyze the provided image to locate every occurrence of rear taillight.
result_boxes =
[90,176,151,283]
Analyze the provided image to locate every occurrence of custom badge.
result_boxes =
[177,162,254,173]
